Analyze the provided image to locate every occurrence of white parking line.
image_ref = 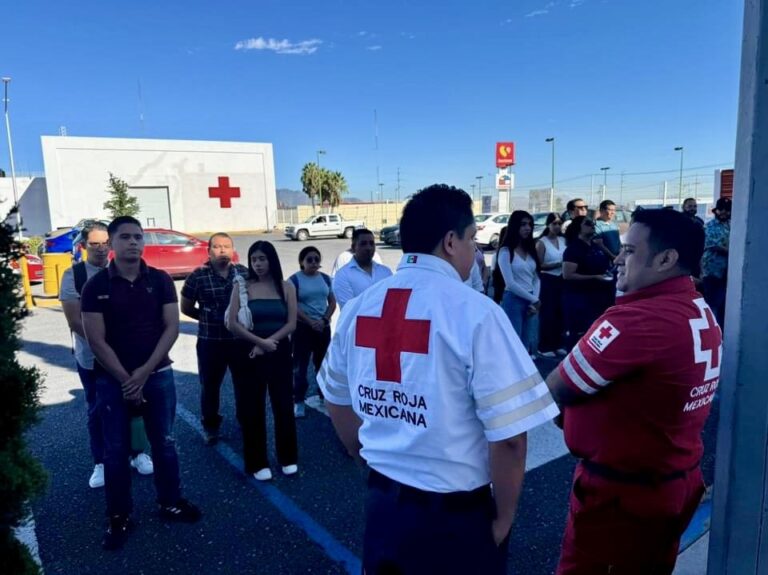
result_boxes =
[13,511,44,572]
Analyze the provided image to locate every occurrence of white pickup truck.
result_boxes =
[284,213,366,241]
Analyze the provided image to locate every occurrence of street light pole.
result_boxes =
[2,77,21,240]
[600,166,610,202]
[546,137,555,212]
[314,150,326,214]
[476,176,483,208]
[674,146,684,205]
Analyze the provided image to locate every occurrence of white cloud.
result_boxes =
[525,9,549,17]
[358,31,368,36]
[366,45,382,51]
[234,37,322,55]
[569,0,586,7]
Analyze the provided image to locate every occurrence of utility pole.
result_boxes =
[675,146,685,205]
[546,137,555,212]
[476,176,483,208]
[600,167,610,202]
[2,77,21,240]
[396,167,401,204]
[709,1,768,571]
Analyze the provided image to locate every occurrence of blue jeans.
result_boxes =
[76,364,103,465]
[96,369,181,516]
[501,291,540,355]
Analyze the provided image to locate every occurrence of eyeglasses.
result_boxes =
[304,256,320,263]
[574,205,588,210]
[86,242,109,249]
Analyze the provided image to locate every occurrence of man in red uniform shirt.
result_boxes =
[546,208,720,574]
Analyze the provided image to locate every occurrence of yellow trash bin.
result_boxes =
[43,253,73,297]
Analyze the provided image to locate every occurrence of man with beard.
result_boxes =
[682,198,705,228]
[181,233,248,445]
[332,228,392,309]
[82,216,201,550]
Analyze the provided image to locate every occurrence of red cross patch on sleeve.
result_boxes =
[587,320,621,353]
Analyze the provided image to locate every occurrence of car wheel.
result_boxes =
[490,234,499,250]
[343,227,354,239]
[297,229,309,241]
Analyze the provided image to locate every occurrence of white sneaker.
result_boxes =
[556,348,568,357]
[539,351,557,358]
[530,354,538,362]
[89,464,105,488]
[130,453,154,475]
[282,464,298,476]
[294,403,306,418]
[254,468,273,481]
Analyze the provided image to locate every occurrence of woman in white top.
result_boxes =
[535,213,567,358]
[498,211,541,359]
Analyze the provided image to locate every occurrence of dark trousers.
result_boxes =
[702,275,727,329]
[539,274,565,353]
[563,288,615,350]
[197,338,239,432]
[363,470,508,575]
[292,323,331,403]
[76,363,104,465]
[230,341,297,473]
[96,369,181,516]
[557,463,704,574]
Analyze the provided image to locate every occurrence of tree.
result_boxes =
[300,163,323,212]
[0,208,46,575]
[323,171,348,209]
[103,173,140,219]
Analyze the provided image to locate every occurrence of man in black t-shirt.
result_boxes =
[82,216,201,550]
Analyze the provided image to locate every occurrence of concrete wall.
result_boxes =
[41,136,276,233]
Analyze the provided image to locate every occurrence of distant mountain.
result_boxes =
[277,188,310,208]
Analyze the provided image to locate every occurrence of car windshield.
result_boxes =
[475,214,492,223]
[302,216,317,223]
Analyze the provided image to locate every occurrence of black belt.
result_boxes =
[581,460,699,486]
[368,469,492,511]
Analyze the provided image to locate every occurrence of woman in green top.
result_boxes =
[227,241,298,481]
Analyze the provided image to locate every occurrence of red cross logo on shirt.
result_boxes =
[355,288,431,383]
[598,325,614,339]
[208,176,241,208]
[690,299,722,382]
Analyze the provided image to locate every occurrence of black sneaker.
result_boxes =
[102,514,134,551]
[159,498,202,523]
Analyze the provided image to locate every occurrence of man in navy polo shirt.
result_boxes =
[82,216,201,550]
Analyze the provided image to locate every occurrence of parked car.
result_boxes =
[474,213,511,250]
[284,213,365,241]
[10,254,44,283]
[475,213,494,224]
[43,218,110,255]
[379,224,401,246]
[142,228,239,277]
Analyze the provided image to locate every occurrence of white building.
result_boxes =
[5,136,276,236]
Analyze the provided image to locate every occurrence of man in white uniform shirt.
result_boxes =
[330,246,383,277]
[332,228,392,309]
[318,184,559,574]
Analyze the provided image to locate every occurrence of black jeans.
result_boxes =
[363,470,508,575]
[96,369,181,516]
[230,340,297,473]
[539,274,565,353]
[702,275,727,329]
[292,322,331,403]
[196,338,239,432]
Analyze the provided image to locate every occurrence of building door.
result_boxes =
[130,186,172,229]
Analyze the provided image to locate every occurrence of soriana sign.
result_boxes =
[496,142,516,168]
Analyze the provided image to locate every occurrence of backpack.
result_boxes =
[289,272,331,300]
[73,261,88,296]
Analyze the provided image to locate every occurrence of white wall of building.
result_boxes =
[41,136,276,233]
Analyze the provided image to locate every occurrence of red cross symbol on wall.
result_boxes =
[208,176,241,208]
[355,288,431,383]
[598,325,614,339]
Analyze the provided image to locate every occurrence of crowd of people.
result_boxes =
[59,187,729,572]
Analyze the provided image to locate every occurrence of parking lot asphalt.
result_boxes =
[19,233,718,574]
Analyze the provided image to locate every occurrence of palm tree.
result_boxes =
[300,163,323,212]
[325,170,348,210]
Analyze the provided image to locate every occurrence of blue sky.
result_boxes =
[1,0,743,202]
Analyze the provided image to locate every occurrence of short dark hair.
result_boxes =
[400,184,474,254]
[351,228,374,243]
[630,209,704,276]
[599,200,615,211]
[566,198,585,212]
[683,197,697,205]
[208,232,233,249]
[80,220,108,244]
[107,216,142,237]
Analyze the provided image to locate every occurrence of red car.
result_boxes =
[142,228,239,277]
[10,254,44,283]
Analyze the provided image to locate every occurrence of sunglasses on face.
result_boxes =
[575,205,588,210]
[304,256,320,263]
